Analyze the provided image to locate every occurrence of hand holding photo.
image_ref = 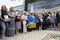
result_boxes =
[4,15,9,21]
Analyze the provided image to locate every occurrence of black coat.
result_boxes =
[56,13,60,23]
[1,10,8,19]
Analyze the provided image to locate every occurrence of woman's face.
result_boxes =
[3,7,6,10]
[1,5,7,11]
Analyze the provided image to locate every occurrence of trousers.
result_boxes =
[0,21,6,40]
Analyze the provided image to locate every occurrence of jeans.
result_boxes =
[0,21,6,40]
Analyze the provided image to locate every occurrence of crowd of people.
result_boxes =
[0,5,60,40]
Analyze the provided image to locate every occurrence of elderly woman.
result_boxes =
[7,7,16,35]
[21,11,27,33]
[15,12,22,34]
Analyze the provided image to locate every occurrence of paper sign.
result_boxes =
[4,15,9,19]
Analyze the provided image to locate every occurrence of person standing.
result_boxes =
[15,12,22,34]
[50,13,56,28]
[21,11,27,33]
[56,11,60,29]
[38,13,43,30]
[27,13,36,31]
[0,5,9,40]
[42,13,49,30]
[7,7,16,35]
[35,13,40,30]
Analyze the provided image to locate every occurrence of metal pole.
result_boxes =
[24,0,28,11]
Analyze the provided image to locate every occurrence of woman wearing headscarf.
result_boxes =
[7,7,16,35]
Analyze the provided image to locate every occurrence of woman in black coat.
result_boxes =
[56,12,60,29]
[0,5,8,40]
[42,13,49,30]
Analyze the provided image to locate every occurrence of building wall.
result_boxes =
[14,0,60,13]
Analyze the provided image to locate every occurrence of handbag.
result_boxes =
[15,16,21,21]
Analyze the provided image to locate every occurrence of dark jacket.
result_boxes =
[56,12,60,23]
[1,10,8,19]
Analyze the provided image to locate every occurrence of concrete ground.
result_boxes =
[0,29,60,40]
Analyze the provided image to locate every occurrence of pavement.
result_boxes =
[0,29,60,40]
